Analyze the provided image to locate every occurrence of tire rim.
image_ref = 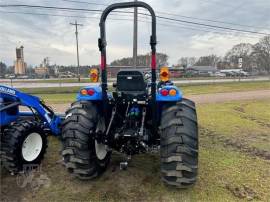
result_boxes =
[22,133,43,162]
[95,141,107,160]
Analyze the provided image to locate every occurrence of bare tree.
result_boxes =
[195,55,221,66]
[110,53,169,67]
[177,57,197,67]
[252,36,270,73]
[225,43,254,71]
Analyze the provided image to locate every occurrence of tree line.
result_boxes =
[177,36,270,73]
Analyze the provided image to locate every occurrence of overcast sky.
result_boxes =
[0,0,270,66]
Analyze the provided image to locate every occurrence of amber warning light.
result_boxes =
[90,68,99,83]
[160,66,169,82]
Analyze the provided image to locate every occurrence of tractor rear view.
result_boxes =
[62,1,198,188]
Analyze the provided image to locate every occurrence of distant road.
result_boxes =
[1,77,269,88]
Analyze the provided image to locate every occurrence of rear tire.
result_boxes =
[160,98,198,188]
[61,100,111,180]
[0,120,47,173]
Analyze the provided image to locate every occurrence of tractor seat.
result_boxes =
[116,70,147,96]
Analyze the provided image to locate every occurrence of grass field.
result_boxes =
[18,81,270,104]
[180,81,270,95]
[1,99,270,201]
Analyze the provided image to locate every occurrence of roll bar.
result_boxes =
[98,1,157,103]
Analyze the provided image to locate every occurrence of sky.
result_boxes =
[0,0,270,66]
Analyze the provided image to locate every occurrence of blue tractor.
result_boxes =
[0,85,62,173]
[62,1,198,188]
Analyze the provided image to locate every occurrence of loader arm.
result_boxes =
[0,85,61,135]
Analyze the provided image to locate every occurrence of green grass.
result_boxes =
[19,86,82,94]
[197,99,270,153]
[11,78,91,83]
[17,81,270,104]
[17,134,269,202]
[1,99,270,201]
[19,87,80,104]
[37,94,76,104]
[21,99,270,201]
[180,80,270,95]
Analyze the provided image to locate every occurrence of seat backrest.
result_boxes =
[116,70,146,93]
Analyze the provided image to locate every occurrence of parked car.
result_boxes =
[212,72,226,77]
[239,70,249,77]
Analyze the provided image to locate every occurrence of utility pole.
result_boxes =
[133,0,138,68]
[70,20,83,82]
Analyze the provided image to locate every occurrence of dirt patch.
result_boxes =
[233,106,245,113]
[223,139,270,160]
[232,106,270,128]
[200,127,270,160]
[48,103,70,114]
[1,166,52,202]
[1,169,24,202]
[240,115,270,128]
[226,184,260,201]
[188,90,270,104]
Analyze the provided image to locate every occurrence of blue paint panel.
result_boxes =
[156,85,182,102]
[0,86,19,126]
[76,85,103,101]
[0,113,18,126]
[0,85,61,136]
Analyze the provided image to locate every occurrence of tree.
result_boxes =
[225,43,254,71]
[195,55,221,66]
[0,61,7,76]
[252,36,270,73]
[156,53,169,67]
[177,57,197,68]
[110,53,169,67]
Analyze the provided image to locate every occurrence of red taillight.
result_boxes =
[87,89,95,96]
[160,89,169,96]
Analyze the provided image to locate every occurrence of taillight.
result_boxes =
[80,89,88,95]
[160,89,169,96]
[160,88,177,96]
[80,88,95,96]
[87,89,95,96]
[169,89,177,96]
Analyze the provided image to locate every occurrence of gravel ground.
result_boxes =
[49,90,270,113]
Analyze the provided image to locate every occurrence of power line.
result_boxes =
[54,0,268,30]
[60,0,107,6]
[156,11,267,30]
[0,4,269,35]
[0,10,132,21]
[154,15,269,35]
[0,10,263,39]
[0,4,102,12]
